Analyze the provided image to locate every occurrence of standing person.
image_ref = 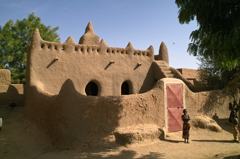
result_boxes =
[181,109,191,143]
[229,101,239,112]
[229,110,239,143]
[229,101,239,121]
[229,102,233,111]
[229,103,233,122]
[0,117,2,131]
[233,100,239,114]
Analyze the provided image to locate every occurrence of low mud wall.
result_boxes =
[185,86,237,119]
[24,79,165,148]
[0,84,24,106]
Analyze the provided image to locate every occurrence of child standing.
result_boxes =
[182,109,191,143]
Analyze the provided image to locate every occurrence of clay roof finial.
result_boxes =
[65,36,76,44]
[147,45,154,51]
[32,28,42,40]
[85,22,95,34]
[158,42,169,65]
[30,28,42,45]
[79,22,99,45]
[99,39,108,46]
[126,42,134,49]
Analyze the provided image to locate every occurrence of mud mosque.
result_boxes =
[0,22,237,148]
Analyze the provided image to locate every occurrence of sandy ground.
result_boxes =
[0,106,240,159]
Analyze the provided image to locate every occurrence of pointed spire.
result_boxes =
[124,42,135,55]
[99,39,108,46]
[146,45,154,58]
[79,22,100,45]
[30,28,42,47]
[159,42,169,65]
[126,42,134,49]
[32,28,42,41]
[147,45,154,51]
[65,36,76,44]
[160,42,167,50]
[85,22,95,34]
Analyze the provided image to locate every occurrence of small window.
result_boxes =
[85,81,98,96]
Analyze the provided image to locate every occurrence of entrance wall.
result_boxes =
[162,78,236,133]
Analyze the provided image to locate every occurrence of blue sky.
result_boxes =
[0,0,199,69]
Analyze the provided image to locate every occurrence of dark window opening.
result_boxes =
[85,82,98,96]
[121,82,130,95]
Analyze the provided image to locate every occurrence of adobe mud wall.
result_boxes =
[177,68,200,86]
[0,69,24,106]
[27,28,155,96]
[0,69,11,85]
[24,79,165,148]
[185,87,237,118]
[177,68,199,80]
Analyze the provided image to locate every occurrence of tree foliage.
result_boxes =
[0,13,60,84]
[197,55,239,90]
[175,0,240,70]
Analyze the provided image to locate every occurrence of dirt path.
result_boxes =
[0,106,240,159]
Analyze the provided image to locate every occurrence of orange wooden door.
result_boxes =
[167,84,183,132]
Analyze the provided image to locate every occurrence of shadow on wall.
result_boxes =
[214,118,232,134]
[24,78,165,149]
[24,79,125,149]
[56,79,124,147]
[198,89,237,118]
[139,63,156,94]
[0,85,24,106]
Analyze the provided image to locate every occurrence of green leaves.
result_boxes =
[0,12,60,83]
[175,0,240,70]
[176,0,240,90]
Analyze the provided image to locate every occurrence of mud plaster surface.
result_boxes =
[1,106,240,159]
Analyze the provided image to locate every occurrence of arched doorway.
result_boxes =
[121,81,131,95]
[85,81,98,96]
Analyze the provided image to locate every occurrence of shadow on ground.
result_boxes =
[72,150,165,159]
[191,139,234,143]
[161,139,182,143]
[224,154,240,159]
[214,118,236,134]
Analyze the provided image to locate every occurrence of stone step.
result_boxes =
[167,74,174,78]
[164,70,171,74]
[155,61,174,78]
[161,67,169,70]
[156,61,167,65]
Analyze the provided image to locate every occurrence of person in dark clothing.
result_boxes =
[229,101,240,121]
[229,101,239,111]
[229,110,239,143]
[233,100,239,112]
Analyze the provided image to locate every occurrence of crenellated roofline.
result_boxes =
[31,28,154,58]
